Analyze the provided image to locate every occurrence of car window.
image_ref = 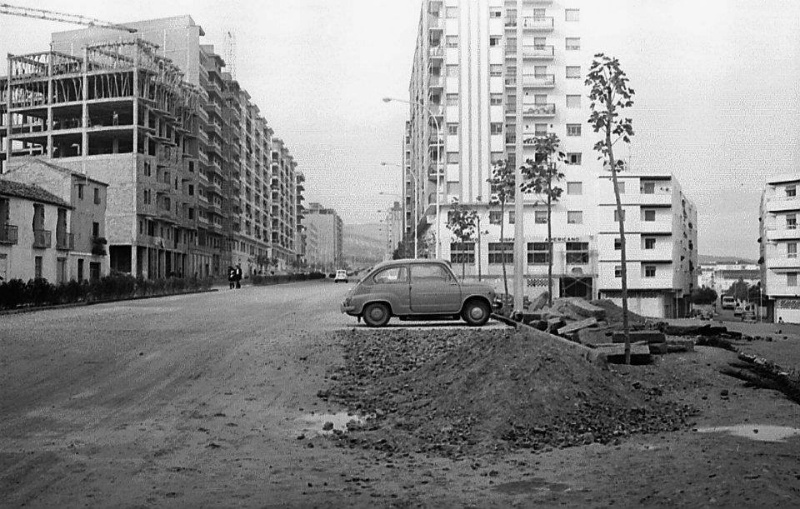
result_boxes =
[410,264,451,282]
[373,266,408,284]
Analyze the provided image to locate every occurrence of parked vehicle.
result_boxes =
[721,296,736,310]
[334,270,349,283]
[340,259,501,327]
[733,305,744,316]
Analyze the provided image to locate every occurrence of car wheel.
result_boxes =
[363,303,391,327]
[462,300,491,326]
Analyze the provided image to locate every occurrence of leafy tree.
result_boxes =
[586,53,635,364]
[725,279,749,302]
[690,286,718,306]
[446,198,478,279]
[487,160,515,299]
[521,133,565,307]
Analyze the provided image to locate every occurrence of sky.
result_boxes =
[1,0,798,260]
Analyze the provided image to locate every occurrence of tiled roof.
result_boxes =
[0,180,71,208]
[10,156,107,187]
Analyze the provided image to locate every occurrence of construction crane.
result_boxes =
[0,3,136,33]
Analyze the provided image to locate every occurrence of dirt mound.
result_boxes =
[320,328,694,458]
[590,299,648,324]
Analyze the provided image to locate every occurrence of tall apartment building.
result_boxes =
[0,16,305,279]
[304,202,343,273]
[403,0,697,317]
[760,174,800,323]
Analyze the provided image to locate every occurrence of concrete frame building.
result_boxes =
[401,0,697,317]
[304,202,343,273]
[760,174,800,323]
[0,16,305,280]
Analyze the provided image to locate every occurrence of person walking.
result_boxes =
[235,263,243,289]
[228,266,236,289]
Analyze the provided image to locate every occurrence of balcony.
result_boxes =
[429,46,444,58]
[521,103,556,117]
[766,196,800,213]
[767,255,800,270]
[522,44,554,60]
[766,226,800,242]
[56,232,74,251]
[0,224,18,245]
[522,74,555,88]
[522,16,554,31]
[33,229,51,249]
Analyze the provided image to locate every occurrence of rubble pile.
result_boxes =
[320,328,695,458]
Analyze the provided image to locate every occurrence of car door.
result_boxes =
[370,265,410,314]
[409,263,461,314]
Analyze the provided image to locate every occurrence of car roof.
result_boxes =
[369,258,450,271]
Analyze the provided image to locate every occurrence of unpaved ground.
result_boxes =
[1,282,800,508]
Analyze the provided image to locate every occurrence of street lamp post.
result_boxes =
[381,162,418,259]
[382,97,442,259]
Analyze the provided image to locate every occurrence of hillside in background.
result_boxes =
[343,223,386,269]
[698,254,757,265]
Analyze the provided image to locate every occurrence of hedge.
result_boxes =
[250,271,326,286]
[0,272,214,311]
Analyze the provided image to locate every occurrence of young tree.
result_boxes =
[521,133,565,307]
[586,53,635,364]
[487,160,515,300]
[445,199,478,279]
[690,286,718,306]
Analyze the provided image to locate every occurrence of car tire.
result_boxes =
[363,303,391,327]
[462,300,491,326]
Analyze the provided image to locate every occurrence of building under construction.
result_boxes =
[0,16,306,278]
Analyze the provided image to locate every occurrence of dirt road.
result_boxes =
[2,281,800,507]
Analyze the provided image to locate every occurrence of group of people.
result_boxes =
[228,264,243,289]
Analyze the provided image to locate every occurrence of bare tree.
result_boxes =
[521,133,565,308]
[445,199,478,279]
[487,160,515,300]
[586,53,635,364]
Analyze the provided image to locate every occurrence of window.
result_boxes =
[614,265,622,278]
[188,208,195,220]
[508,211,515,224]
[566,153,582,165]
[535,210,547,224]
[490,122,504,135]
[789,272,798,287]
[565,37,580,50]
[489,242,514,264]
[535,123,548,136]
[644,237,657,250]
[489,211,502,224]
[616,181,626,194]
[446,152,460,164]
[446,35,459,48]
[446,6,458,18]
[643,265,657,278]
[788,214,797,230]
[642,182,656,194]
[643,209,656,222]
[77,259,84,281]
[787,185,797,197]
[567,211,583,224]
[93,187,101,205]
[143,161,151,177]
[614,209,626,222]
[490,93,503,105]
[789,242,798,259]
[566,66,581,79]
[566,242,589,264]
[567,182,583,195]
[451,242,475,263]
[489,64,503,77]
[77,184,84,200]
[143,189,151,205]
[489,36,501,47]
[566,124,582,137]
[189,184,194,196]
[92,222,100,238]
[35,256,42,279]
[566,95,581,109]
[374,266,408,284]
[565,9,580,21]
[446,92,459,105]
[447,123,459,135]
[490,8,502,18]
[614,238,622,250]
[527,242,549,264]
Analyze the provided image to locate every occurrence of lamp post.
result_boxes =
[382,97,442,259]
[382,161,418,259]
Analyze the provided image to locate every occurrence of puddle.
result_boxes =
[297,412,369,435]
[696,424,800,442]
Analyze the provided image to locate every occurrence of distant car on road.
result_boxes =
[340,259,501,327]
[733,305,744,316]
[721,296,736,310]
[334,270,349,283]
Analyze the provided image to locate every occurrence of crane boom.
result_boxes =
[0,3,136,33]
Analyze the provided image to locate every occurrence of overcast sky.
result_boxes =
[1,0,798,260]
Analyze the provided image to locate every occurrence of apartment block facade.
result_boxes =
[403,0,697,317]
[0,16,305,280]
[760,174,800,323]
[304,202,343,273]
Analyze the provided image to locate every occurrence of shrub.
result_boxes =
[0,278,27,309]
[26,278,55,306]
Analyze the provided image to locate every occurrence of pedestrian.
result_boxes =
[235,263,243,289]
[228,265,236,289]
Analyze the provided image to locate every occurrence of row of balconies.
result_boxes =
[0,225,75,250]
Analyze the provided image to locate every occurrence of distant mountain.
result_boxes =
[343,223,386,268]
[698,254,757,265]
